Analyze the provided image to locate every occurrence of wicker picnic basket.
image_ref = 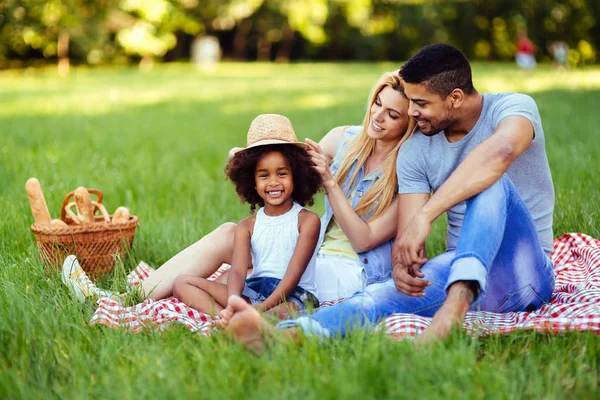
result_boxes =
[30,189,138,278]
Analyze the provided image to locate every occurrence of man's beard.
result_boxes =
[418,109,454,136]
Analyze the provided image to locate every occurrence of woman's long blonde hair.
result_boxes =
[335,72,416,222]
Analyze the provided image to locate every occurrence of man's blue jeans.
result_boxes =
[277,175,556,337]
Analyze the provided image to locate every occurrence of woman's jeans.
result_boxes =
[277,176,556,337]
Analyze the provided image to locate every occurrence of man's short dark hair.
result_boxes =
[399,43,475,98]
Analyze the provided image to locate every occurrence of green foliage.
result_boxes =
[313,0,598,64]
[116,0,201,59]
[1,62,600,398]
[0,0,115,65]
[1,0,599,66]
[280,0,328,45]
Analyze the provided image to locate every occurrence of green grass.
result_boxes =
[1,62,599,399]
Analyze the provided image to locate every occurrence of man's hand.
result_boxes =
[392,210,432,296]
[394,211,431,267]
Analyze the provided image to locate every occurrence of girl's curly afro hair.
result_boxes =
[225,144,322,213]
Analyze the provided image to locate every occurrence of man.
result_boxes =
[221,43,556,348]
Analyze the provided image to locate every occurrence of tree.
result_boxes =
[0,0,114,72]
[116,0,201,68]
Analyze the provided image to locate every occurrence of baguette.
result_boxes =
[50,219,69,228]
[25,178,52,225]
[112,206,130,224]
[74,187,94,224]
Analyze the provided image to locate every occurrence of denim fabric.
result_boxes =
[242,277,280,304]
[279,175,556,337]
[316,126,394,285]
[242,277,319,311]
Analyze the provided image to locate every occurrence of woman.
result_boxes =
[62,71,416,305]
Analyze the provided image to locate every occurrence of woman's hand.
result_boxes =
[305,138,336,190]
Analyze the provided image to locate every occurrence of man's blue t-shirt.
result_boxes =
[396,92,555,253]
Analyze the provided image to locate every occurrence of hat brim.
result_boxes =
[241,139,308,151]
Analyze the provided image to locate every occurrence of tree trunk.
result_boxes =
[256,35,271,61]
[57,32,69,76]
[275,24,295,63]
[233,19,252,60]
[139,55,154,71]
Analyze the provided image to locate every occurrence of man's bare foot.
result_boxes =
[415,303,464,344]
[415,281,475,345]
[226,295,272,353]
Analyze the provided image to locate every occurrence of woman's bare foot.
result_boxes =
[225,295,273,353]
[414,281,474,345]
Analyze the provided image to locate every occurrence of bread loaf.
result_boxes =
[50,219,69,228]
[74,187,94,224]
[112,206,130,223]
[25,178,52,225]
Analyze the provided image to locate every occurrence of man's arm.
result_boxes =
[421,115,534,223]
[397,115,535,269]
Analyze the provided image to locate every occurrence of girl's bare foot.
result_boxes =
[225,295,272,353]
[218,305,234,329]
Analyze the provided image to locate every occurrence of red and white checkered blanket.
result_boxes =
[90,233,600,338]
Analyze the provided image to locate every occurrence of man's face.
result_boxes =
[403,82,455,136]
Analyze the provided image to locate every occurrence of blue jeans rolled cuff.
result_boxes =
[276,316,332,338]
[445,254,488,304]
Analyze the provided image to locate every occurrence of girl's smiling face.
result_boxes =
[254,150,294,215]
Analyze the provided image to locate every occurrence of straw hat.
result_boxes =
[242,114,307,151]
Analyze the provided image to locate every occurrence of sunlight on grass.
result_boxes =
[220,92,340,114]
[2,62,599,118]
[477,69,600,93]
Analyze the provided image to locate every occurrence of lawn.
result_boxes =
[0,62,599,399]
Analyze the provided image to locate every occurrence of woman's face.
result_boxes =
[367,86,410,144]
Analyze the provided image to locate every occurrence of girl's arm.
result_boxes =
[226,218,254,298]
[306,139,397,253]
[256,210,321,312]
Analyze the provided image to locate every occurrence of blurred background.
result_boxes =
[0,0,598,71]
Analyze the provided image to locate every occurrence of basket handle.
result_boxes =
[61,188,104,221]
[64,202,82,224]
[63,200,110,224]
[92,201,111,223]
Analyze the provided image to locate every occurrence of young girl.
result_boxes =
[172,114,322,317]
